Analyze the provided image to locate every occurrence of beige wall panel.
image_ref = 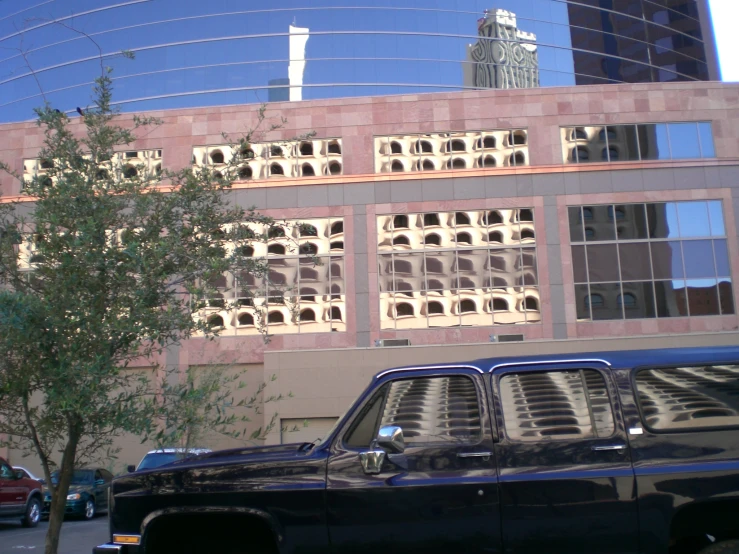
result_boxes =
[264,332,739,444]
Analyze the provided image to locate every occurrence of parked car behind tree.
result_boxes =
[42,468,113,520]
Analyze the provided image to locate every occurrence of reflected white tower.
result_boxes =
[288,24,310,101]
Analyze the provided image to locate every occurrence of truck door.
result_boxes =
[0,460,24,516]
[326,367,501,554]
[490,361,639,554]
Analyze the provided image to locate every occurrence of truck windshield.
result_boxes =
[137,453,183,470]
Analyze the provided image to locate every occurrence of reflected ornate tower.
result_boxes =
[465,9,539,90]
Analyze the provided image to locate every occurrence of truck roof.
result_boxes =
[377,345,739,378]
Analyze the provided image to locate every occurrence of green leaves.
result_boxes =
[0,69,295,485]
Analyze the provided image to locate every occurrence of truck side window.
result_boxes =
[379,376,482,445]
[635,364,739,431]
[344,386,388,448]
[500,369,615,442]
[0,462,13,479]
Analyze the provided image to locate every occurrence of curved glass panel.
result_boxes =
[0,1,713,122]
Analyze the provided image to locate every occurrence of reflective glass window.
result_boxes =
[500,369,615,442]
[677,202,711,237]
[635,365,739,432]
[698,122,716,158]
[667,123,701,159]
[378,208,538,329]
[569,200,733,321]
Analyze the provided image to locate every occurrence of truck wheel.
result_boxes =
[699,541,739,554]
[22,497,41,528]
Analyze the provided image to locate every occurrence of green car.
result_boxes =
[42,468,112,520]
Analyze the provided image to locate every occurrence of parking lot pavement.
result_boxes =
[0,517,108,554]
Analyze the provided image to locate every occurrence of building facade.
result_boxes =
[2,78,738,464]
[0,1,735,470]
[0,1,720,122]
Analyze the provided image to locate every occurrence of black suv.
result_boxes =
[94,346,739,554]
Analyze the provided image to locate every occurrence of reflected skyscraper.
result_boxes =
[464,9,539,90]
[568,0,717,84]
[288,24,310,102]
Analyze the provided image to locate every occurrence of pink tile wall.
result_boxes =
[2,81,738,195]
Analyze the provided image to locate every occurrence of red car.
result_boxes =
[0,456,42,527]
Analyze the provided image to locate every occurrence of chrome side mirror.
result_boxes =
[376,425,405,454]
[359,425,406,475]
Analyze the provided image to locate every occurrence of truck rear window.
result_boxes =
[500,369,615,442]
[634,364,739,431]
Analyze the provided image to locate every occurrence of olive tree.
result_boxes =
[0,69,298,554]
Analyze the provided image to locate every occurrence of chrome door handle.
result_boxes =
[457,451,493,458]
[591,444,627,452]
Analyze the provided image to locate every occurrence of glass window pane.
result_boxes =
[344,386,387,448]
[638,123,670,160]
[569,207,584,242]
[575,284,592,320]
[719,279,735,315]
[686,279,720,316]
[714,240,731,278]
[590,283,623,320]
[647,202,680,239]
[378,254,394,292]
[587,244,620,282]
[698,122,716,158]
[618,124,641,161]
[380,376,481,445]
[682,240,716,279]
[708,200,726,236]
[677,201,710,237]
[615,203,649,240]
[572,245,588,283]
[635,365,739,431]
[583,205,616,241]
[651,241,685,280]
[655,280,688,317]
[621,282,656,319]
[520,248,538,285]
[500,369,615,442]
[668,122,701,159]
[619,243,653,280]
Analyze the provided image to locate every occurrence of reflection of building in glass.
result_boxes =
[195,217,346,336]
[676,281,735,316]
[569,201,735,321]
[377,209,539,329]
[561,122,714,163]
[268,78,290,102]
[464,9,539,90]
[636,366,739,430]
[192,138,342,179]
[375,129,528,174]
[23,149,162,190]
[568,0,713,84]
[501,370,614,441]
[288,24,310,102]
[267,24,310,103]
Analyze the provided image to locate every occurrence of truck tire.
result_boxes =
[699,541,739,554]
[22,497,41,528]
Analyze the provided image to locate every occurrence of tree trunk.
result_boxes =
[45,427,80,554]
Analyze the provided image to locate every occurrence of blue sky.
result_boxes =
[710,0,739,81]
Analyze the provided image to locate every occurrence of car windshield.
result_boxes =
[137,452,188,470]
[50,470,93,485]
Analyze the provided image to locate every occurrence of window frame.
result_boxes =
[494,366,618,444]
[632,361,739,434]
[337,369,488,451]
